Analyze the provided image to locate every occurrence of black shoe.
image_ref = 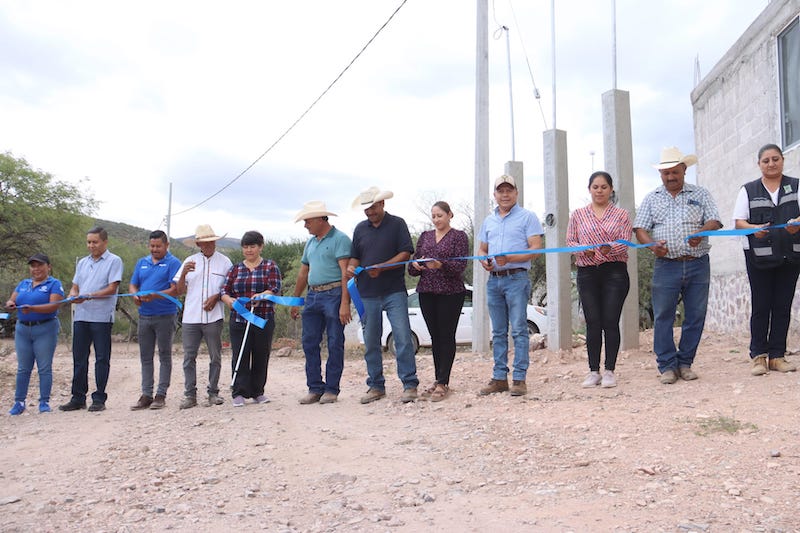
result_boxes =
[88,402,106,412]
[58,399,87,412]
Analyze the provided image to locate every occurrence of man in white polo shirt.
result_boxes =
[174,224,233,408]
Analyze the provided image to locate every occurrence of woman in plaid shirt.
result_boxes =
[221,231,282,407]
[567,172,632,389]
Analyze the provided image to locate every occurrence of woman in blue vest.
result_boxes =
[733,144,800,376]
[4,253,65,414]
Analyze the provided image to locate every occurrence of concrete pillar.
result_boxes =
[504,161,524,207]
[543,129,572,351]
[472,0,490,354]
[602,89,639,350]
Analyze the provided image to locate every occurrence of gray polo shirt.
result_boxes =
[72,250,124,323]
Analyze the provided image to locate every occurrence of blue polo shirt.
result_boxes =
[72,250,124,323]
[301,226,352,286]
[14,277,64,322]
[350,212,414,298]
[479,204,543,270]
[130,252,182,316]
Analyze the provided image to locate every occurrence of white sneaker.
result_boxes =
[601,370,617,388]
[581,371,601,388]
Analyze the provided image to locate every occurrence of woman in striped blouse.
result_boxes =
[566,171,632,388]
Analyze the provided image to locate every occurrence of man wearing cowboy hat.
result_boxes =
[634,147,722,385]
[60,226,123,413]
[174,224,233,408]
[291,201,352,405]
[347,186,419,403]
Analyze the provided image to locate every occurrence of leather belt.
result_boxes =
[309,281,342,292]
[19,317,56,326]
[662,255,698,262]
[490,268,527,277]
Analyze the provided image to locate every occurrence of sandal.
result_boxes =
[430,384,449,402]
[421,382,438,397]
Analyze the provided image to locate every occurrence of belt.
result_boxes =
[309,281,342,292]
[662,255,699,262]
[19,317,56,326]
[490,268,527,277]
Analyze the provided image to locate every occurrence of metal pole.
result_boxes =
[166,182,173,239]
[551,0,556,129]
[612,0,617,90]
[504,26,516,160]
[231,320,252,387]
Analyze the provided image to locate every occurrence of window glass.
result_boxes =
[779,18,800,147]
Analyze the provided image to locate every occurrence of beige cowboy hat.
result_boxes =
[652,147,698,170]
[183,224,227,247]
[294,200,338,223]
[351,186,393,210]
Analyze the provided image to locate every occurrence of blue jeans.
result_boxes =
[14,318,60,403]
[72,321,112,403]
[137,314,176,397]
[652,255,710,373]
[361,291,419,391]
[487,271,531,381]
[182,320,224,397]
[302,287,346,395]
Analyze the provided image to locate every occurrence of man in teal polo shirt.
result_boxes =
[291,201,352,405]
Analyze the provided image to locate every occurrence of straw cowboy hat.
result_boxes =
[352,186,394,210]
[183,224,227,247]
[652,147,698,170]
[294,200,338,223]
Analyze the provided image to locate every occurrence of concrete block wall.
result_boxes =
[692,0,800,334]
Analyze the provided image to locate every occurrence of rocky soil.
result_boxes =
[1,330,799,532]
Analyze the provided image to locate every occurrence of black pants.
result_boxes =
[418,292,465,385]
[230,319,275,398]
[577,262,630,371]
[745,252,800,358]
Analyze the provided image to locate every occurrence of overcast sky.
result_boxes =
[0,1,768,243]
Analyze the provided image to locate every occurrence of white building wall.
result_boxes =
[692,0,800,334]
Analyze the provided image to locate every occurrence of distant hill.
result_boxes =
[94,219,240,253]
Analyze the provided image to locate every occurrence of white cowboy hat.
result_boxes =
[652,147,698,170]
[294,200,338,223]
[183,224,227,247]
[351,186,394,210]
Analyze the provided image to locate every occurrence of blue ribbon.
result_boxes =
[232,298,268,329]
[230,294,305,328]
[347,278,365,318]
[346,239,658,319]
[25,290,184,310]
[687,222,800,240]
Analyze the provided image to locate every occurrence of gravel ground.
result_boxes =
[1,330,799,532]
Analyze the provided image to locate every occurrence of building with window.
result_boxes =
[692,0,800,334]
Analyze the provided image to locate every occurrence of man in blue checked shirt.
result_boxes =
[634,147,722,385]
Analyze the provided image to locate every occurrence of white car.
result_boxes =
[357,284,548,354]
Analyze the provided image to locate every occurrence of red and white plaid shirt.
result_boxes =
[566,204,632,267]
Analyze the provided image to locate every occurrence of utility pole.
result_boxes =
[472,0,490,354]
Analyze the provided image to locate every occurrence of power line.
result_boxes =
[171,0,409,217]
[508,0,548,130]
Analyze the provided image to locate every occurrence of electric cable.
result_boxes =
[171,0,409,217]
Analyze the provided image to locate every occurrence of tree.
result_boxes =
[0,152,97,270]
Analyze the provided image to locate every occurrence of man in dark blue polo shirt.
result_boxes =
[347,187,419,404]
